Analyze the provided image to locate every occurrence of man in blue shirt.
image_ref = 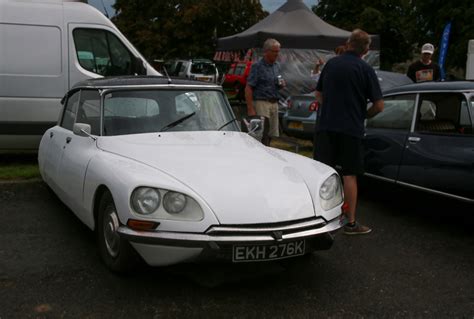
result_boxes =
[314,29,384,235]
[245,38,285,145]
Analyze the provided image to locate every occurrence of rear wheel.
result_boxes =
[97,191,139,273]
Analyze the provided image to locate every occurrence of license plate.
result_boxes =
[197,77,211,82]
[288,121,303,130]
[232,240,305,262]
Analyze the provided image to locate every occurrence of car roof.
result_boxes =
[71,76,219,89]
[383,81,474,95]
[63,76,221,104]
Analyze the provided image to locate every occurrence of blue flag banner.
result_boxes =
[438,21,452,80]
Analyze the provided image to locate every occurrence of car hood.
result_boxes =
[97,132,318,224]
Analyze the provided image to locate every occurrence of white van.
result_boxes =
[0,0,159,151]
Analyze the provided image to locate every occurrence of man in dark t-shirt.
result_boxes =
[407,43,441,83]
[314,29,384,235]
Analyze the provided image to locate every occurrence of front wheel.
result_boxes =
[97,191,139,273]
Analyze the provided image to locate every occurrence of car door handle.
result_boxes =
[66,137,72,144]
[50,131,54,138]
[408,136,421,143]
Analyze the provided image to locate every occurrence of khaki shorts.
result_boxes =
[254,100,279,137]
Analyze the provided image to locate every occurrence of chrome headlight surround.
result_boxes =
[130,187,204,221]
[319,174,343,210]
[131,187,161,215]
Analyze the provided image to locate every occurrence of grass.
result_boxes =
[271,137,313,158]
[0,154,40,181]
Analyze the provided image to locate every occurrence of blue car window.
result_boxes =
[416,93,470,135]
[367,94,416,130]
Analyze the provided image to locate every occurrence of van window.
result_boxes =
[73,28,142,76]
[61,91,80,130]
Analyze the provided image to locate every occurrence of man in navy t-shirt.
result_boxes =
[314,29,384,235]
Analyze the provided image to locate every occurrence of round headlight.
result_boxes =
[131,187,161,215]
[320,174,340,200]
[163,192,187,214]
[319,174,343,210]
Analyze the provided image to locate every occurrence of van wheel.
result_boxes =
[97,191,139,273]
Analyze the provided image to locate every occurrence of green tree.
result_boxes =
[313,0,474,72]
[112,0,267,61]
[412,1,474,73]
[313,0,417,70]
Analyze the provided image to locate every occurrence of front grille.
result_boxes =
[204,217,327,237]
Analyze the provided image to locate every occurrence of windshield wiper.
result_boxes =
[217,118,238,131]
[160,112,196,132]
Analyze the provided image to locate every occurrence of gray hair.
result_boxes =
[263,38,280,51]
[347,29,371,55]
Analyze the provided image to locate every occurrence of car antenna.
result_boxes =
[162,67,173,84]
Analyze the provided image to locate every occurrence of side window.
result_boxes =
[173,62,182,76]
[366,94,416,130]
[73,28,142,76]
[77,90,101,135]
[178,62,187,76]
[235,65,245,76]
[416,93,470,134]
[227,66,235,75]
[61,91,80,130]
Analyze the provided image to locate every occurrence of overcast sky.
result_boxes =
[88,0,317,17]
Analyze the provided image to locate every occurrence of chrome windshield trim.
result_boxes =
[117,216,342,246]
[205,218,327,234]
[78,84,220,91]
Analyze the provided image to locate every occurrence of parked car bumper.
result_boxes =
[282,113,316,140]
[119,215,342,266]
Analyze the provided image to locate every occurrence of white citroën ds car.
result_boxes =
[38,76,344,272]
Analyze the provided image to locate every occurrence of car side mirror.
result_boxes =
[248,119,262,133]
[241,116,270,145]
[73,123,92,137]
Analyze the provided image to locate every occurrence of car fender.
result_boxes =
[267,147,342,221]
[82,151,220,233]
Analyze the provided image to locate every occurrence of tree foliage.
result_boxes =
[112,0,267,60]
[313,0,474,72]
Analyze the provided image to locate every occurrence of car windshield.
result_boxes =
[102,89,238,136]
[190,62,216,75]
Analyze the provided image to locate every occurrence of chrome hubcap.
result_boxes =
[103,206,120,258]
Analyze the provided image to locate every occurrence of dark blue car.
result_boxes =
[363,81,474,203]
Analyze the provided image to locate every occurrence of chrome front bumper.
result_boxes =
[117,216,343,247]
